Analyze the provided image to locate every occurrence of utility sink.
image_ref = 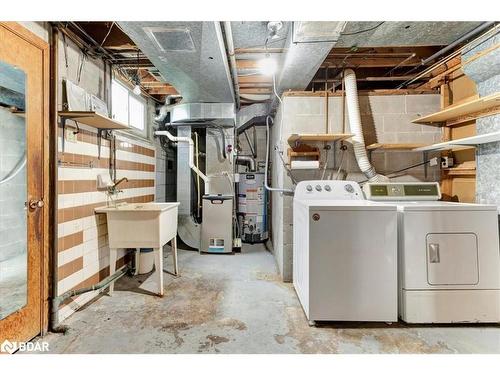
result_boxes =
[95,202,179,249]
[95,202,180,296]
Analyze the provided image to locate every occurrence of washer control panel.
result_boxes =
[296,180,363,200]
[363,182,441,201]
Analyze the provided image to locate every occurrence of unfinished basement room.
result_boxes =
[1,1,500,373]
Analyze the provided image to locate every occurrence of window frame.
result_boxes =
[111,78,148,139]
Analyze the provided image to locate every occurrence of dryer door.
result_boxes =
[426,233,479,285]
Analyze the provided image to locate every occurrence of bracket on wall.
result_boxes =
[58,111,129,156]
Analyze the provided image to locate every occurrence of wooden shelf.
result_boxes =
[443,161,476,176]
[367,143,428,151]
[58,111,129,130]
[412,92,500,126]
[287,133,353,145]
[414,130,500,152]
[444,167,476,176]
[288,151,321,157]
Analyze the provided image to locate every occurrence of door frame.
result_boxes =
[0,22,51,336]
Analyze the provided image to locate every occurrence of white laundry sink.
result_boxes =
[95,202,179,249]
[95,202,180,296]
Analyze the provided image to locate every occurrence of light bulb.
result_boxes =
[258,57,277,76]
[133,84,141,95]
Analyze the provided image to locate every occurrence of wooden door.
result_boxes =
[0,23,49,345]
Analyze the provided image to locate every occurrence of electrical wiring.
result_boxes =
[339,22,385,36]
[334,147,346,180]
[99,22,115,47]
[358,157,438,184]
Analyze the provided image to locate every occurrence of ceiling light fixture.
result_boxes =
[258,55,277,76]
[133,49,142,96]
[133,81,142,96]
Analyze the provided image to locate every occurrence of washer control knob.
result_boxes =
[306,185,313,192]
[344,184,354,193]
[315,185,322,192]
[324,185,331,192]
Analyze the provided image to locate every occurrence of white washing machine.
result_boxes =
[364,182,500,323]
[293,180,398,324]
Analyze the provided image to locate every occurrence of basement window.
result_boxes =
[111,79,147,137]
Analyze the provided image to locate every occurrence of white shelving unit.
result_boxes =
[414,130,500,151]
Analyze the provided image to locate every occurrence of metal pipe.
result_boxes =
[222,21,241,109]
[264,116,293,194]
[155,130,210,194]
[236,155,256,172]
[243,129,256,158]
[194,132,201,218]
[51,265,130,333]
[154,94,182,123]
[399,22,496,87]
[67,22,117,62]
[384,53,416,77]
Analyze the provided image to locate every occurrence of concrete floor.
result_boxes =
[34,244,500,354]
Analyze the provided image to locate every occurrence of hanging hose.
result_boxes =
[344,69,388,182]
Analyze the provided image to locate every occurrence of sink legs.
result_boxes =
[108,241,176,297]
[153,248,164,297]
[172,237,179,276]
[109,248,118,295]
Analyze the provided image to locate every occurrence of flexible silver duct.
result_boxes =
[344,69,387,182]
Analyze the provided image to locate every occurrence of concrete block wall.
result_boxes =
[462,33,500,206]
[270,93,442,281]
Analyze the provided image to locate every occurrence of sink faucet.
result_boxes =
[106,177,128,206]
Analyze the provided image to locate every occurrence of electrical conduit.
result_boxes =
[343,69,387,182]
[264,115,293,194]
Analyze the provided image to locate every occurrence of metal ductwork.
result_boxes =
[118,21,235,104]
[119,22,236,126]
[236,103,269,134]
[273,22,346,106]
[119,22,237,249]
[170,102,235,126]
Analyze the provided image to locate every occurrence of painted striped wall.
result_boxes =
[56,125,155,322]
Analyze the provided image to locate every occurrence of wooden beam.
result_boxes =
[283,89,437,97]
[236,60,259,70]
[235,47,283,54]
[238,82,273,88]
[238,75,272,84]
[239,88,272,94]
[321,57,421,68]
[146,86,179,95]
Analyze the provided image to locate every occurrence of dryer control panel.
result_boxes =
[295,180,364,200]
[364,182,441,201]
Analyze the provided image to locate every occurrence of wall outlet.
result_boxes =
[65,128,78,143]
[441,156,454,168]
